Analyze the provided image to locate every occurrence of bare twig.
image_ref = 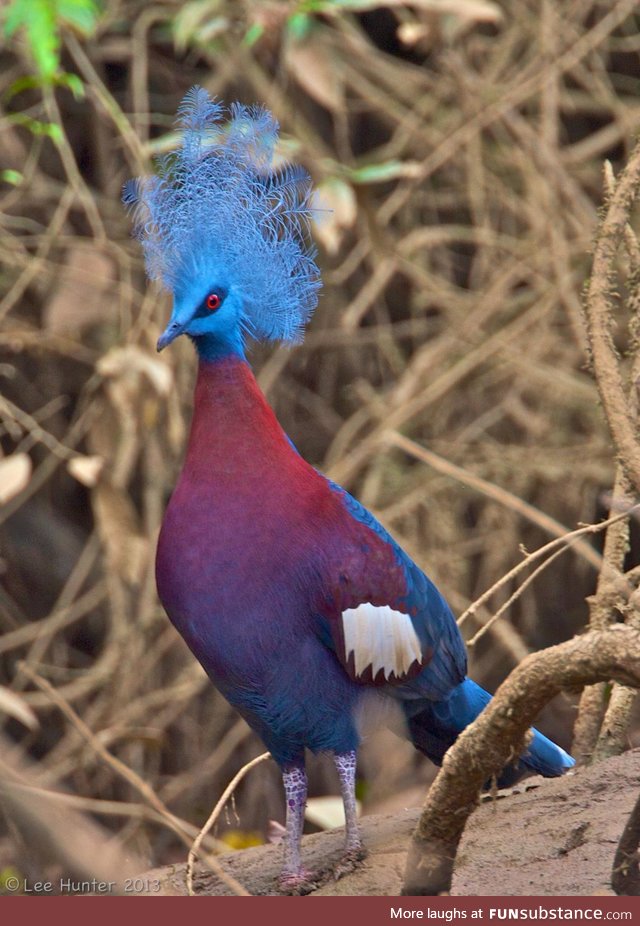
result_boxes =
[458,506,640,631]
[16,663,197,849]
[387,431,603,571]
[0,734,145,891]
[186,752,270,897]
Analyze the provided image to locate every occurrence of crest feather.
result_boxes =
[123,87,321,344]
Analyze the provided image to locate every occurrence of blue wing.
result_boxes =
[318,478,467,702]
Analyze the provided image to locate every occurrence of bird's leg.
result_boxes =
[278,762,315,893]
[333,750,366,877]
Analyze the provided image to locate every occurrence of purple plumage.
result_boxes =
[126,88,574,892]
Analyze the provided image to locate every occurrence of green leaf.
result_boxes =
[55,70,85,98]
[2,0,100,78]
[242,21,264,47]
[7,111,63,141]
[3,0,58,77]
[298,0,329,11]
[3,0,27,38]
[31,2,58,77]
[1,169,23,186]
[45,120,64,143]
[172,0,227,53]
[348,159,421,184]
[302,0,385,10]
[4,70,84,101]
[286,11,313,42]
[56,0,101,35]
[4,74,44,100]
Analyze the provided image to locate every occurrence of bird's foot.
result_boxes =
[277,868,318,896]
[332,844,367,881]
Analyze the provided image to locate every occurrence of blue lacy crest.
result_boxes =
[123,87,321,344]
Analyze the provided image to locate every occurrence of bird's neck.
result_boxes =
[183,354,290,481]
[193,331,246,362]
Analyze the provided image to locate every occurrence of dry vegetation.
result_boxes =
[1,0,640,894]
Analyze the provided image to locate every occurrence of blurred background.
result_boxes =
[1,0,639,888]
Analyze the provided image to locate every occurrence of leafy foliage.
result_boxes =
[3,0,100,78]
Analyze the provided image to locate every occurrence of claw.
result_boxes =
[333,845,367,881]
[278,869,318,895]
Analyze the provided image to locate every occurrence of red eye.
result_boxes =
[206,292,221,311]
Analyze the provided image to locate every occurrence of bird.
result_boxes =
[124,87,574,892]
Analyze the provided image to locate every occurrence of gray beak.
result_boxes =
[157,321,183,352]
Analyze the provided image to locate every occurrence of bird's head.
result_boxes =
[124,88,321,361]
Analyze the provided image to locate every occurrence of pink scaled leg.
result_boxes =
[278,763,315,893]
[333,750,366,876]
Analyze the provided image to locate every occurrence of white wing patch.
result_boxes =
[341,603,423,681]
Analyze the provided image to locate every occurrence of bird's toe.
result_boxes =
[277,869,318,895]
[332,845,368,881]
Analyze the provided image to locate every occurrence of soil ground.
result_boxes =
[146,748,640,896]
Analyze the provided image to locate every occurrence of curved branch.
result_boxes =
[402,627,640,896]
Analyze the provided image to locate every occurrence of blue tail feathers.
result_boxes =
[403,678,574,787]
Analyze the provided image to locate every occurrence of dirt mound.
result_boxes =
[147,748,639,896]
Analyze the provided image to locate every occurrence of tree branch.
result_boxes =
[583,138,640,493]
[612,787,640,895]
[402,627,640,896]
